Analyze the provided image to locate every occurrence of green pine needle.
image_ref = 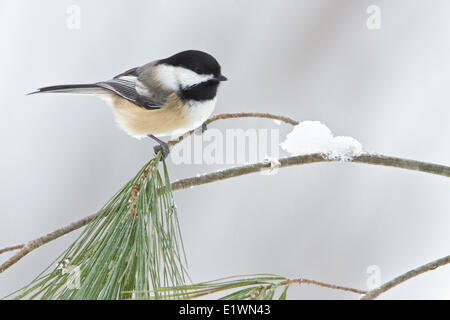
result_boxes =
[155,274,290,300]
[9,154,188,300]
[5,155,292,301]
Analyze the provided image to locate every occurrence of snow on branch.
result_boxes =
[1,112,449,299]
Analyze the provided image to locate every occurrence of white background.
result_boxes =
[0,0,449,299]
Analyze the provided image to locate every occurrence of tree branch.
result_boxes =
[0,213,97,273]
[1,112,449,300]
[0,112,295,272]
[360,254,450,300]
[0,245,24,255]
[2,153,448,274]
[171,153,450,191]
[167,112,299,147]
[283,278,366,295]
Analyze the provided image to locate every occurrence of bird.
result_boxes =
[29,50,227,158]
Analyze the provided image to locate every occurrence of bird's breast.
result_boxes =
[184,98,217,130]
[107,93,217,139]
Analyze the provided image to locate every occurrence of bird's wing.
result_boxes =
[96,67,162,110]
[113,66,139,79]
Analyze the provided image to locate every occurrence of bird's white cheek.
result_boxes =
[155,64,213,90]
[176,68,213,88]
[155,64,179,91]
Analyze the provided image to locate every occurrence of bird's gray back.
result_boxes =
[136,61,175,106]
[95,60,176,110]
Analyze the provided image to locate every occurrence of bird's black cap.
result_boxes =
[158,50,225,79]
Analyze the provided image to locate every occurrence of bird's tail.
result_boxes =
[28,84,107,95]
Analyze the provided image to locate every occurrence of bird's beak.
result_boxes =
[215,74,228,81]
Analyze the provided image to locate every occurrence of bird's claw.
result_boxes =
[154,142,170,159]
[196,122,208,135]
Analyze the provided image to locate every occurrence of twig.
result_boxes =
[284,278,366,295]
[167,112,298,147]
[0,113,292,269]
[0,213,97,273]
[2,153,448,273]
[360,254,450,300]
[247,276,366,299]
[0,245,24,255]
[126,158,156,219]
[171,153,450,190]
[1,112,449,285]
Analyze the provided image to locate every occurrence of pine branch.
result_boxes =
[157,254,450,300]
[360,254,450,300]
[167,112,299,147]
[0,245,24,255]
[156,274,366,300]
[282,278,366,295]
[171,153,450,191]
[6,155,188,299]
[1,112,449,299]
[2,153,448,274]
[0,213,97,273]
[0,112,296,273]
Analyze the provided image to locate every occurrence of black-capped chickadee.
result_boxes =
[29,50,227,157]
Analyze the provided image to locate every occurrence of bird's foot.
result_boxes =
[195,122,208,135]
[153,142,170,159]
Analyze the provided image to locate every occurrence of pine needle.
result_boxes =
[155,274,289,300]
[8,154,188,300]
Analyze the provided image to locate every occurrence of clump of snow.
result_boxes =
[280,121,363,161]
